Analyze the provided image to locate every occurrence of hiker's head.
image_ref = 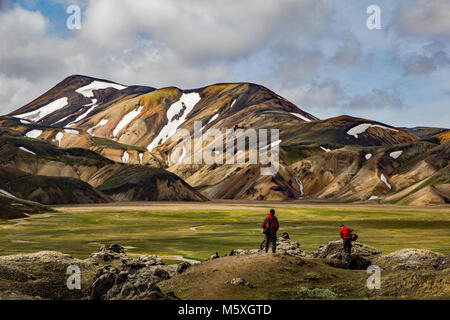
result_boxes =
[340,224,345,228]
[270,209,275,216]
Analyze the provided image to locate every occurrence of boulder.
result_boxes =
[88,253,181,300]
[89,268,118,300]
[208,252,220,260]
[312,240,381,270]
[433,254,450,270]
[176,262,191,274]
[0,251,82,265]
[226,278,254,288]
[275,233,307,257]
[89,244,126,262]
[373,249,445,270]
[229,249,260,256]
[0,264,31,282]
[230,232,306,257]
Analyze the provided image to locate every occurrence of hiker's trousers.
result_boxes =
[265,233,277,253]
[343,238,352,255]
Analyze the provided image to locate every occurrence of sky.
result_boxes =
[0,0,449,128]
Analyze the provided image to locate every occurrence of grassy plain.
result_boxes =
[0,201,448,261]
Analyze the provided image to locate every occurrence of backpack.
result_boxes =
[262,217,278,234]
[351,233,358,241]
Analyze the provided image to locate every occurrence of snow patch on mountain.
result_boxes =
[52,114,72,125]
[139,153,143,165]
[87,119,108,135]
[365,153,372,160]
[55,132,64,147]
[25,130,43,139]
[259,139,281,151]
[64,129,79,135]
[207,113,219,124]
[0,189,16,198]
[113,106,144,137]
[67,100,98,127]
[147,92,201,152]
[389,150,403,159]
[14,97,68,122]
[347,123,398,138]
[320,146,331,152]
[122,151,129,164]
[290,112,311,122]
[368,195,378,200]
[64,129,80,134]
[19,146,36,155]
[178,146,187,164]
[380,173,391,189]
[76,80,126,98]
[20,119,32,124]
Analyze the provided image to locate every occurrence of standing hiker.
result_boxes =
[262,209,279,253]
[339,224,353,255]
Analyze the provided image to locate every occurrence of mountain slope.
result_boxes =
[0,166,111,205]
[0,132,206,208]
[97,166,207,201]
[9,75,155,127]
[0,193,54,219]
[5,74,449,204]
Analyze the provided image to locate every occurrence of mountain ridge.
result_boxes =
[1,74,448,207]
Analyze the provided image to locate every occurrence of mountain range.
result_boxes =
[0,74,448,215]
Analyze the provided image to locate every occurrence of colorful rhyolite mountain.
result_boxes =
[0,75,448,210]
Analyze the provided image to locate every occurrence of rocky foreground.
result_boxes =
[0,234,448,300]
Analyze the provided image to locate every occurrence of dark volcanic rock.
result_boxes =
[89,244,126,262]
[434,254,450,270]
[176,262,191,274]
[312,240,381,270]
[88,245,180,300]
[90,269,117,300]
[231,232,306,257]
[373,249,447,271]
[0,264,30,282]
[324,253,373,270]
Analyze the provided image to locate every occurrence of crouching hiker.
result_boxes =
[339,224,354,255]
[262,209,279,253]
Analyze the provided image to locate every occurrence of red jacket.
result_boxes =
[340,227,353,239]
[263,214,279,234]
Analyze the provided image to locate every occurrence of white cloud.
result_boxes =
[403,41,450,75]
[80,0,333,63]
[278,81,407,114]
[330,32,363,68]
[289,80,346,108]
[394,0,450,37]
[0,0,333,114]
[0,0,447,129]
[342,89,406,110]
[278,49,324,84]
